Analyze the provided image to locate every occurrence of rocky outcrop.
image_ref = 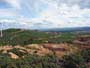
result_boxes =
[8,52,19,59]
[0,44,78,59]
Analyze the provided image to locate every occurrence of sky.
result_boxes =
[0,0,90,29]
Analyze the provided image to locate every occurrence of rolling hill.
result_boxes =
[0,28,77,46]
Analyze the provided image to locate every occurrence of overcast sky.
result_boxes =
[0,0,90,29]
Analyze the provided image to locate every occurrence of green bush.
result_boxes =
[81,49,90,62]
[62,53,85,68]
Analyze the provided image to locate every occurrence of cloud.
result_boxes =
[43,0,90,9]
[38,3,90,28]
[0,0,22,20]
[0,9,18,18]
[0,0,90,29]
[4,0,21,9]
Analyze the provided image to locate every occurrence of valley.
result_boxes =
[0,29,90,68]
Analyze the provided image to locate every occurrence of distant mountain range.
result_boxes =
[1,22,90,32]
[40,27,90,32]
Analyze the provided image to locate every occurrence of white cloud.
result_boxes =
[38,3,90,28]
[0,0,21,20]
[0,9,18,18]
[5,0,21,9]
[0,0,90,29]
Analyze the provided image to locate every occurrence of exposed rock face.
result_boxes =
[73,35,90,45]
[26,44,41,49]
[14,45,26,50]
[26,44,53,56]
[73,36,90,49]
[0,46,13,51]
[8,52,19,59]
